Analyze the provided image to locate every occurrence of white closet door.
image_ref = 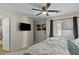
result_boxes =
[2,18,10,51]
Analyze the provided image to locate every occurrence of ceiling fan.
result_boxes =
[32,3,60,16]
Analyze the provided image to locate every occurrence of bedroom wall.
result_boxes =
[10,14,33,51]
[46,19,74,38]
[61,19,74,37]
[34,19,46,43]
[21,16,33,48]
[46,20,50,38]
[9,14,23,51]
[0,10,33,51]
[46,12,79,38]
[53,19,74,37]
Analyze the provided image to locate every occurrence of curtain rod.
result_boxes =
[53,16,79,21]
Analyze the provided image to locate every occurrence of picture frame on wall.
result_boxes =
[37,28,41,30]
[42,24,46,30]
[36,24,41,31]
[36,24,41,27]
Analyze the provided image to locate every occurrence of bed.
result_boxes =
[5,36,79,55]
[23,35,79,55]
[24,37,72,55]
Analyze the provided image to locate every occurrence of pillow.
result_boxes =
[68,40,79,55]
[72,38,79,47]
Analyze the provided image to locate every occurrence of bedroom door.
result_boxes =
[54,21,62,36]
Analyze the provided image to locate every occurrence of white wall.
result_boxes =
[34,20,46,43]
[21,16,33,48]
[0,10,33,51]
[61,19,74,37]
[46,13,79,38]
[10,15,33,51]
[10,15,23,51]
[46,20,50,38]
[46,19,74,38]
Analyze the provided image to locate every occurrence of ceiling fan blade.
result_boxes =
[45,3,51,9]
[32,8,42,11]
[42,3,51,11]
[36,12,42,16]
[47,10,60,13]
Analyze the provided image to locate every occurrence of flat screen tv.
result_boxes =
[19,23,31,31]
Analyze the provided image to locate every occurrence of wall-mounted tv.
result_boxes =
[19,23,31,31]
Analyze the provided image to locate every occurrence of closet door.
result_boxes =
[2,18,10,51]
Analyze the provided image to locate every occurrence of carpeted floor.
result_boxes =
[0,44,7,55]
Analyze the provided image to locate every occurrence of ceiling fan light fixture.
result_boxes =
[32,3,60,16]
[42,11,47,15]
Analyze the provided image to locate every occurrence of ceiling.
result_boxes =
[0,3,79,19]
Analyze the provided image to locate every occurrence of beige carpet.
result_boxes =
[0,44,7,55]
[6,48,28,55]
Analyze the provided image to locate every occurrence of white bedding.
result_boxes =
[24,37,70,55]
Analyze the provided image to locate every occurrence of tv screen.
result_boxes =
[19,23,31,31]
